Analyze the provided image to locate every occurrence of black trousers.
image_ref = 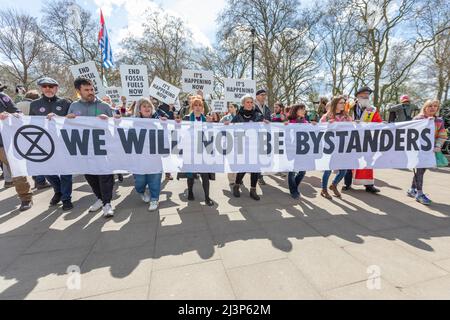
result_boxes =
[188,173,210,199]
[85,174,114,205]
[235,173,259,188]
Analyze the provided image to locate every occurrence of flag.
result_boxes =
[98,10,114,69]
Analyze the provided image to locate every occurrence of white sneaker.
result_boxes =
[140,191,150,203]
[103,203,114,218]
[149,200,159,212]
[89,199,103,212]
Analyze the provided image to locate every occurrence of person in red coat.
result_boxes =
[344,87,382,194]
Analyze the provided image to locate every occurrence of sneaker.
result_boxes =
[407,188,417,198]
[19,200,33,211]
[149,200,159,212]
[416,194,432,206]
[35,181,51,190]
[89,199,103,212]
[329,184,342,198]
[205,198,214,206]
[4,181,14,188]
[140,192,150,204]
[103,203,114,218]
[49,192,62,207]
[62,200,74,211]
[342,185,353,192]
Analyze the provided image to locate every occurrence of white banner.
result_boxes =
[0,117,436,176]
[105,87,122,105]
[149,77,181,105]
[120,65,150,102]
[224,78,256,103]
[211,100,227,113]
[69,61,105,97]
[182,69,214,96]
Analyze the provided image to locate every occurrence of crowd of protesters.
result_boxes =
[0,77,448,217]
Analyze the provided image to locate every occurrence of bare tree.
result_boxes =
[353,0,450,107]
[120,9,193,86]
[218,0,319,107]
[0,9,44,89]
[40,0,99,65]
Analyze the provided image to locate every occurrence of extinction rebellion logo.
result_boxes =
[14,125,55,162]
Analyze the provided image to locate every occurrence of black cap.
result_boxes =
[256,89,267,96]
[356,86,373,96]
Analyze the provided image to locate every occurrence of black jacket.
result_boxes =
[29,95,71,116]
[0,92,19,148]
[232,108,265,123]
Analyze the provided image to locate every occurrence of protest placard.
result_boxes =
[224,78,256,103]
[182,69,214,96]
[69,61,105,97]
[120,65,150,102]
[149,77,181,105]
[211,100,227,113]
[105,87,122,105]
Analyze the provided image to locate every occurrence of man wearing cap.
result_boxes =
[30,77,74,210]
[0,85,34,211]
[388,95,419,123]
[344,86,382,194]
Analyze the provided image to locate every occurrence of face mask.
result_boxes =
[359,99,370,108]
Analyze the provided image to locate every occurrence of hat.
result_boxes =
[37,77,59,87]
[256,89,267,96]
[400,95,410,103]
[356,86,373,96]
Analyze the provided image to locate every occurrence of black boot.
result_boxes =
[233,184,241,198]
[205,197,214,206]
[250,188,260,201]
[366,186,380,194]
[187,179,195,201]
[49,192,62,206]
[62,200,74,211]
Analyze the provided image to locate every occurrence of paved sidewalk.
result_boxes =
[1,168,450,300]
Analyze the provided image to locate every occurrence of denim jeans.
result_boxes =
[288,171,306,196]
[134,173,162,201]
[33,175,46,185]
[46,175,73,201]
[322,170,347,189]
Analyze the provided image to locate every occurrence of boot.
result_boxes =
[329,184,342,198]
[321,189,332,200]
[233,184,241,198]
[49,192,62,207]
[250,188,260,201]
[19,200,33,211]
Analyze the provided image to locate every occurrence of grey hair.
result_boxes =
[241,94,254,106]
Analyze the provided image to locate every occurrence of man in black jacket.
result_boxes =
[31,77,74,210]
[0,86,34,211]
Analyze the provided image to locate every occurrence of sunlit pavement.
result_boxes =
[1,168,450,300]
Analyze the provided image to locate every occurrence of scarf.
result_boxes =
[189,112,206,122]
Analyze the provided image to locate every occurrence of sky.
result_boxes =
[1,0,228,49]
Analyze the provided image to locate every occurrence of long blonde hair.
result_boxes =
[419,99,440,117]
